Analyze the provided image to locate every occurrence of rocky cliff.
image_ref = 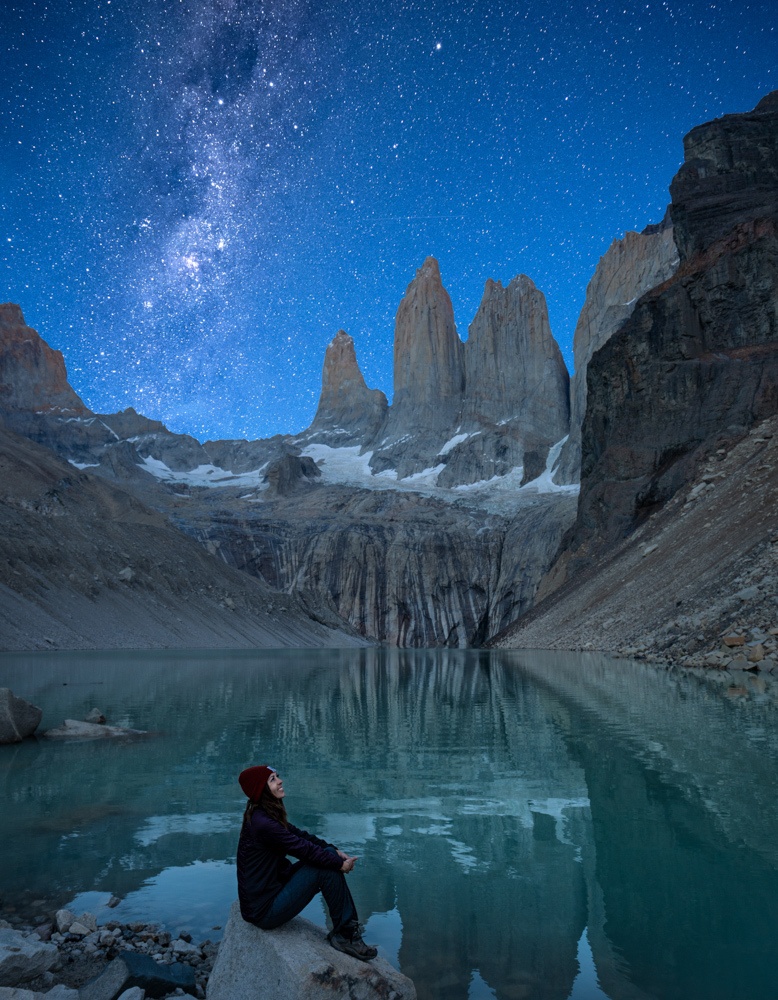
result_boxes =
[331,258,572,488]
[0,304,88,416]
[303,329,387,446]
[494,91,778,658]
[369,257,466,478]
[0,423,366,650]
[0,302,578,648]
[554,216,679,483]
[439,274,569,488]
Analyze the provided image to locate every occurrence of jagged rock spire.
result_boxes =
[306,329,387,445]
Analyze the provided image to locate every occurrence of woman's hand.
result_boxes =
[339,855,358,873]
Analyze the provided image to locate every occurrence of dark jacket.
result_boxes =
[237,808,343,922]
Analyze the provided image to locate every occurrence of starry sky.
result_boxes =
[2,0,776,441]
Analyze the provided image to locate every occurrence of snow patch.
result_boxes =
[438,431,474,456]
[68,459,100,470]
[520,436,578,494]
[401,463,445,486]
[139,455,267,488]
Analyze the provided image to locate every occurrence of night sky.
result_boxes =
[2,1,776,441]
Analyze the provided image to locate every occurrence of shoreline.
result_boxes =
[0,900,217,998]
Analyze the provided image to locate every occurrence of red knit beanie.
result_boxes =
[239,765,276,802]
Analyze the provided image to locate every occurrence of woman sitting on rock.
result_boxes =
[236,764,377,962]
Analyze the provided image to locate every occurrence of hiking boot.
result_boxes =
[327,927,378,962]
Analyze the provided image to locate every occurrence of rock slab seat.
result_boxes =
[0,689,42,744]
[0,930,58,986]
[207,902,416,1000]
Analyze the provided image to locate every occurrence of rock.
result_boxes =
[118,567,135,584]
[748,644,766,662]
[42,720,146,740]
[80,953,196,1000]
[0,304,88,416]
[0,989,77,1000]
[723,635,746,647]
[54,912,75,936]
[555,215,679,483]
[170,940,199,958]
[207,901,416,1000]
[84,709,107,724]
[263,453,321,497]
[304,330,388,446]
[106,898,121,910]
[736,586,760,600]
[0,928,58,986]
[67,922,91,938]
[116,990,145,1000]
[0,689,42,744]
[546,92,778,581]
[388,256,464,436]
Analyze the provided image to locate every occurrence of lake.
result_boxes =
[1,648,777,1000]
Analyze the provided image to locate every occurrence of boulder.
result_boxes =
[0,928,58,986]
[80,952,195,1000]
[207,901,416,1000]
[84,709,107,724]
[0,689,42,744]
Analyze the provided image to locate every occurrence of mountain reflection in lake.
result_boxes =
[2,648,778,1000]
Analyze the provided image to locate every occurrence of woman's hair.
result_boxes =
[243,785,288,828]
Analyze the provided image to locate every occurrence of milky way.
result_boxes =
[2,0,776,440]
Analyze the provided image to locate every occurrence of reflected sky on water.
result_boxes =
[2,648,778,1000]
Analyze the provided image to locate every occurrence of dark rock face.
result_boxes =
[263,453,321,496]
[559,92,778,577]
[304,329,387,445]
[0,303,88,415]
[554,218,679,484]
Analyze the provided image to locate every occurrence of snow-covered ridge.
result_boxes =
[300,438,579,503]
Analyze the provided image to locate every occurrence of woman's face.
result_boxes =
[267,772,285,799]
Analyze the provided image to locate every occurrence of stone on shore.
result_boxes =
[80,952,195,1000]
[0,689,42,744]
[0,987,77,999]
[207,902,416,1000]
[0,929,58,987]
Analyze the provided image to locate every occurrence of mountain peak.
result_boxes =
[0,303,89,415]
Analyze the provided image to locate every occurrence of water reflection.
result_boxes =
[1,648,778,1000]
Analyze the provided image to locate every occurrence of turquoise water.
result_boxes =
[2,648,778,1000]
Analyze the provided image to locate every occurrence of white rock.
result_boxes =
[77,914,97,933]
[116,989,145,1000]
[207,901,416,1000]
[54,912,74,935]
[67,923,90,938]
[171,940,199,957]
[44,988,79,1000]
[0,929,58,987]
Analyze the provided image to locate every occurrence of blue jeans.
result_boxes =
[255,850,358,935]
